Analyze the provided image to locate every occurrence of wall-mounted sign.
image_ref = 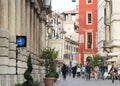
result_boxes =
[16,36,27,47]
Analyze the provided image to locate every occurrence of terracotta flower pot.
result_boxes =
[44,77,55,86]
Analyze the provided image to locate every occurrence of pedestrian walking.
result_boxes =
[109,64,117,83]
[117,66,120,82]
[57,66,61,75]
[68,66,72,76]
[76,66,81,77]
[72,65,77,78]
[85,63,91,80]
[61,64,67,80]
[99,65,105,80]
[94,65,99,80]
[81,65,86,79]
[56,66,61,80]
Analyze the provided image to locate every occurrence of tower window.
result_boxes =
[86,12,92,24]
[87,32,92,49]
[86,0,93,4]
[88,0,92,3]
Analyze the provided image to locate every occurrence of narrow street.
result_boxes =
[1,0,120,86]
[53,75,119,86]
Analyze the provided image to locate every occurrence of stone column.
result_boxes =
[26,0,30,52]
[37,14,40,52]
[21,0,26,57]
[17,0,27,74]
[15,0,26,75]
[40,11,46,49]
[34,10,37,50]
[39,15,46,49]
[16,0,21,35]
[35,12,38,52]
[0,0,9,74]
[36,14,40,82]
[21,0,26,35]
[8,0,16,74]
[30,3,34,50]
[39,10,47,82]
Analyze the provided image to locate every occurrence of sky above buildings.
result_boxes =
[51,0,78,13]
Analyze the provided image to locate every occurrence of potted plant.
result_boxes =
[40,47,59,86]
[23,55,34,86]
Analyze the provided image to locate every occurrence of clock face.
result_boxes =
[16,36,26,47]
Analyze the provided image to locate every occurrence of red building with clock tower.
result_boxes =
[79,0,98,64]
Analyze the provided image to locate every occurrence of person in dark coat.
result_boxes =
[99,65,105,79]
[109,65,117,83]
[85,63,91,80]
[72,65,77,78]
[61,64,67,79]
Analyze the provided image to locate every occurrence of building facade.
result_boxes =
[79,0,98,64]
[0,0,51,85]
[104,0,120,65]
[97,0,106,56]
[61,8,79,65]
[47,7,79,66]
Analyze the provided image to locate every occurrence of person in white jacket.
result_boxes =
[94,65,99,80]
[118,66,120,82]
[76,66,81,77]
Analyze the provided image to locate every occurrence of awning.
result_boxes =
[56,58,63,61]
[107,52,120,57]
[107,57,118,62]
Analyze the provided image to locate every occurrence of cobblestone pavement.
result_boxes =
[54,75,120,86]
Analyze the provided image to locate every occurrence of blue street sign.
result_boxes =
[16,36,27,47]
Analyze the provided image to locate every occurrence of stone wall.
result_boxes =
[0,0,47,85]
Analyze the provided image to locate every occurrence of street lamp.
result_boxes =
[44,0,51,8]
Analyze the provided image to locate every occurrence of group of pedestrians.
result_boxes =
[60,63,91,80]
[60,64,86,79]
[60,64,78,79]
[59,62,120,83]
[85,63,120,83]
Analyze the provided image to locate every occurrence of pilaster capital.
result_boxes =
[39,10,47,21]
[30,0,35,3]
[30,0,35,7]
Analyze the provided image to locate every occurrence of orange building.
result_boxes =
[79,0,98,64]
